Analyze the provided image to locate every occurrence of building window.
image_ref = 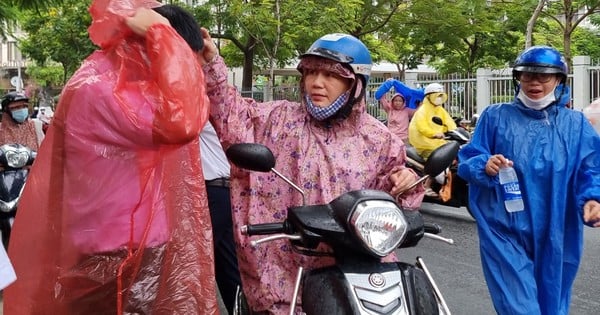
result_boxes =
[7,42,21,62]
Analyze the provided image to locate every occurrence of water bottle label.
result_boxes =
[502,182,521,201]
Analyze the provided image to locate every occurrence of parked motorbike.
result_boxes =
[226,141,459,315]
[0,143,36,249]
[405,117,473,218]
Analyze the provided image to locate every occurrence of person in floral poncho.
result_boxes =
[198,31,425,314]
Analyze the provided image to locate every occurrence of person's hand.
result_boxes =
[485,154,512,176]
[125,7,170,37]
[390,169,417,196]
[197,27,218,65]
[433,133,445,139]
[583,200,600,227]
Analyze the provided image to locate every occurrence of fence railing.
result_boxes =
[241,56,600,121]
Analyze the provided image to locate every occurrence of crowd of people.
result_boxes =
[0,1,599,315]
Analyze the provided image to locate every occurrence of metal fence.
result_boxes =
[242,56,600,121]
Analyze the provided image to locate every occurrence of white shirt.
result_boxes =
[200,122,230,180]
[0,244,16,290]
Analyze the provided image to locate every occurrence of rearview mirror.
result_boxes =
[225,143,275,172]
[431,116,444,126]
[423,141,460,176]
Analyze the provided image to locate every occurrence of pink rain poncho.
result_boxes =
[4,0,218,314]
[203,56,424,314]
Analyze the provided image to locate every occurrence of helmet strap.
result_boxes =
[327,77,364,121]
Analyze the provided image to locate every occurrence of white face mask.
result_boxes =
[517,87,557,110]
[433,96,445,106]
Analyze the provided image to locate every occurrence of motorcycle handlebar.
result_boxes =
[242,223,286,236]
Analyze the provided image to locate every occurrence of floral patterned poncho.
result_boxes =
[203,56,425,314]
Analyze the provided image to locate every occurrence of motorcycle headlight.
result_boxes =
[4,149,31,168]
[349,200,408,257]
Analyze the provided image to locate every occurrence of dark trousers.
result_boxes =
[206,185,242,314]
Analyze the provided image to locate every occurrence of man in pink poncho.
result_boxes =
[4,1,218,314]
[197,31,425,314]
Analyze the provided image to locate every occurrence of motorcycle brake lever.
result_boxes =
[250,234,302,247]
[423,233,454,245]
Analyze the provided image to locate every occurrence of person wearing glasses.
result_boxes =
[458,46,600,314]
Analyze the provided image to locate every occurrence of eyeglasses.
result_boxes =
[518,72,556,83]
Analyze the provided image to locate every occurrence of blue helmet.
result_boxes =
[512,46,568,81]
[300,33,373,84]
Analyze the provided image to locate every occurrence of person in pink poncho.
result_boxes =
[4,1,218,314]
[197,31,425,314]
[378,91,416,144]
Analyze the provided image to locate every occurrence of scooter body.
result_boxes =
[0,143,36,249]
[405,126,472,214]
[226,143,458,315]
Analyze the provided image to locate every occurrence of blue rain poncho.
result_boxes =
[375,79,424,109]
[457,85,600,315]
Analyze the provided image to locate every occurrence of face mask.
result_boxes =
[517,87,556,110]
[10,108,29,123]
[305,91,349,121]
[429,95,445,106]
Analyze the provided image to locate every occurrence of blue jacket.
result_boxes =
[457,85,600,315]
[375,79,424,109]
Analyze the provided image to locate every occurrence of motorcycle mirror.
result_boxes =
[431,116,444,126]
[423,141,460,176]
[225,143,275,172]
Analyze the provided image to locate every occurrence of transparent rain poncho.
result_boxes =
[4,0,218,314]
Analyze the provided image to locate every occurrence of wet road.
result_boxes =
[397,211,600,315]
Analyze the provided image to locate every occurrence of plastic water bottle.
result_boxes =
[498,164,524,212]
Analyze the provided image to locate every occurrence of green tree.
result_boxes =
[539,0,600,66]
[198,0,405,91]
[18,0,95,85]
[0,0,62,38]
[404,0,526,74]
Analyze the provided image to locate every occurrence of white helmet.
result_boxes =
[424,83,444,95]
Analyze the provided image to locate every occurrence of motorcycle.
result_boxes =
[0,143,36,249]
[226,141,460,315]
[405,117,473,218]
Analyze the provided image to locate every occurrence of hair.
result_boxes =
[152,5,203,52]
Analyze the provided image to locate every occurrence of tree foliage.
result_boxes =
[18,0,95,85]
[9,0,600,91]
[539,0,600,66]
[0,0,63,38]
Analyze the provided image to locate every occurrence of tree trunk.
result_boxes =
[525,0,546,48]
[242,38,256,92]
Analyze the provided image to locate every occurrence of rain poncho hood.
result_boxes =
[203,56,424,314]
[4,0,217,314]
[408,96,457,158]
[457,86,600,314]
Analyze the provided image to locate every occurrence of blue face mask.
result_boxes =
[10,108,29,123]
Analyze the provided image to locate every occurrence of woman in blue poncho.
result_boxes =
[458,46,600,315]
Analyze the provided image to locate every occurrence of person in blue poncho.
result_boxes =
[458,46,600,315]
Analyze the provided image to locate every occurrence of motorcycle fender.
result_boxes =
[301,262,439,315]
